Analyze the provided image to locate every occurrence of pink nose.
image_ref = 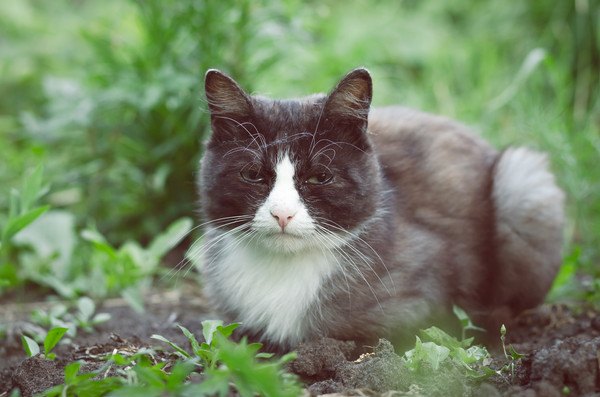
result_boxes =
[271,209,295,230]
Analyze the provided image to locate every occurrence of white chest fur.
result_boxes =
[213,237,338,346]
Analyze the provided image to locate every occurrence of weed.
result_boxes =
[30,297,111,340]
[42,361,124,397]
[39,320,301,396]
[21,326,68,360]
[152,320,240,369]
[452,305,485,341]
[0,166,49,293]
[499,324,523,382]
[403,325,495,381]
[78,217,192,310]
[402,306,497,392]
[152,320,301,396]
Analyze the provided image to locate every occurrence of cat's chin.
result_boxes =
[249,229,348,255]
[253,232,314,254]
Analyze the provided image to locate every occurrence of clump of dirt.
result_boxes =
[292,338,476,396]
[504,304,600,396]
[524,336,600,395]
[11,356,65,396]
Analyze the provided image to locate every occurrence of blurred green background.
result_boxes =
[0,0,598,303]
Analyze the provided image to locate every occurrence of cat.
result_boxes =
[197,68,564,351]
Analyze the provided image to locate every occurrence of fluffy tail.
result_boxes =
[491,147,565,311]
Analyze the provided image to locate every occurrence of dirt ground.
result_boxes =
[1,287,599,396]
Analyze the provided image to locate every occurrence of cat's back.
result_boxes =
[368,106,498,300]
[368,106,497,221]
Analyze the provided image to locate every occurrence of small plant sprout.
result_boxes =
[21,326,69,360]
[453,305,485,341]
[151,320,301,396]
[21,335,40,357]
[0,166,49,254]
[152,320,241,369]
[500,324,524,381]
[30,297,111,340]
[403,307,495,381]
[42,361,124,396]
[74,296,111,333]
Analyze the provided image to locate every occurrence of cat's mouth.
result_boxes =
[266,231,304,239]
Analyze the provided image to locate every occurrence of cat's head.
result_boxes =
[199,68,383,254]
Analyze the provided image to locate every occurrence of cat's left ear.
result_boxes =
[324,68,373,125]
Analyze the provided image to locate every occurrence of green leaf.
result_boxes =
[452,305,470,326]
[121,286,145,314]
[453,305,485,335]
[148,217,193,259]
[453,344,489,366]
[44,327,69,355]
[549,246,581,300]
[21,335,40,357]
[461,336,475,348]
[466,365,498,381]
[178,325,201,354]
[108,385,162,397]
[202,320,223,346]
[421,326,462,350]
[509,345,524,360]
[77,297,96,321]
[91,312,111,324]
[2,205,50,242]
[20,165,46,213]
[166,361,195,390]
[404,336,450,372]
[279,351,298,365]
[216,322,240,339]
[109,353,132,366]
[420,341,450,370]
[150,334,191,358]
[81,229,118,258]
[8,189,18,220]
[133,365,165,388]
[188,368,230,397]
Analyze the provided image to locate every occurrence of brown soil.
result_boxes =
[1,290,599,397]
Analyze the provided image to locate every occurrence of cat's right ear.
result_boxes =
[205,69,251,116]
[205,70,252,142]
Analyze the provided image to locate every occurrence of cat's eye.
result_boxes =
[306,171,333,185]
[240,163,266,184]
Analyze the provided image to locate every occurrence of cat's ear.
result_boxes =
[205,70,253,143]
[324,68,372,124]
[205,69,252,116]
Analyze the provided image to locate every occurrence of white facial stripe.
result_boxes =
[269,154,300,217]
[252,153,316,252]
